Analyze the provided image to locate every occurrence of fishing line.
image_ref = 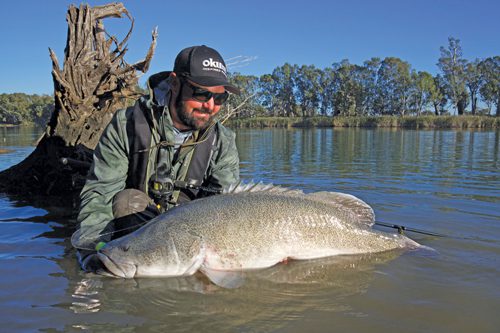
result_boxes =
[374,221,448,237]
[374,221,485,241]
[71,213,153,251]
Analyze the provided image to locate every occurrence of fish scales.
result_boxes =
[97,189,420,284]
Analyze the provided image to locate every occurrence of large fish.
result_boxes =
[97,184,421,287]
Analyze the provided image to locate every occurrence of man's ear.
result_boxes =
[168,72,181,96]
[168,72,181,111]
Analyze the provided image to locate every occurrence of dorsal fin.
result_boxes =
[305,192,375,226]
[223,180,303,195]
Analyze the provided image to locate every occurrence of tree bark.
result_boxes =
[457,98,466,115]
[471,96,477,115]
[433,103,439,116]
[0,3,157,204]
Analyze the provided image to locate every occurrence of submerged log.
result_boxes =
[0,3,157,203]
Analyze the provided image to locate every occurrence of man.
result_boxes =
[72,45,240,271]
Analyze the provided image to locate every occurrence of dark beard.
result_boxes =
[175,100,215,130]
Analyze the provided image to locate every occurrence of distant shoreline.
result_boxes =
[2,115,499,130]
[225,115,500,129]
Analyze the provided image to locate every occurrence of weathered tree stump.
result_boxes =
[0,3,157,204]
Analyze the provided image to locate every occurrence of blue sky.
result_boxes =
[1,0,498,95]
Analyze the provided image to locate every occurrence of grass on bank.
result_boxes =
[226,115,500,129]
[3,115,498,130]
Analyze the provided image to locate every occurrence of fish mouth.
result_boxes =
[97,252,137,278]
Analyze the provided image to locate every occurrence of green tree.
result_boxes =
[0,93,29,123]
[465,59,484,115]
[478,56,500,116]
[317,67,335,116]
[0,104,22,124]
[358,58,381,115]
[267,63,298,117]
[0,93,54,125]
[410,71,436,115]
[376,57,412,115]
[429,75,448,115]
[438,37,468,115]
[224,73,261,118]
[294,65,322,117]
[258,74,278,116]
[331,60,358,116]
[29,95,54,127]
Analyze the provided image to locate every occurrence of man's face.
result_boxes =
[173,80,226,131]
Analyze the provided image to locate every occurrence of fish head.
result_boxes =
[97,243,137,278]
[97,230,206,278]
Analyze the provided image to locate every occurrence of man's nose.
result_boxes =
[201,97,215,110]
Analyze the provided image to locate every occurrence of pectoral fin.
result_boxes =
[183,236,206,276]
[200,266,245,289]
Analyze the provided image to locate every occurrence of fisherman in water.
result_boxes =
[72,45,241,272]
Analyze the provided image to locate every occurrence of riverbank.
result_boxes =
[226,115,500,129]
[4,115,498,130]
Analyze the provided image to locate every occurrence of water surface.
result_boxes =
[1,126,499,332]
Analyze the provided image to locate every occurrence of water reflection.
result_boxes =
[0,125,43,147]
[237,128,500,189]
[62,251,403,332]
[0,126,43,172]
[70,278,102,313]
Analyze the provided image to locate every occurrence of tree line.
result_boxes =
[0,93,53,126]
[2,37,499,127]
[225,37,499,118]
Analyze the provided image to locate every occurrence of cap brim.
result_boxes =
[188,76,241,95]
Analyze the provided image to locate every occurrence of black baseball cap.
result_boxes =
[174,45,240,95]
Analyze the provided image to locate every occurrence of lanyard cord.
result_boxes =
[137,119,216,153]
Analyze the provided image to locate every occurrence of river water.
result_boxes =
[1,126,499,332]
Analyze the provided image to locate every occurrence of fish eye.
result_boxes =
[120,244,130,252]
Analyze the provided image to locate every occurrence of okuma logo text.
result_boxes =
[202,58,227,76]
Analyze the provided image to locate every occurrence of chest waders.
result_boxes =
[125,100,217,211]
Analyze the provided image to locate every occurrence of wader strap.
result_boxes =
[178,126,218,200]
[126,101,153,192]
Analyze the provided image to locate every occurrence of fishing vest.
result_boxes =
[125,100,217,202]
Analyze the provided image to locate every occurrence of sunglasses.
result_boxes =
[180,79,229,106]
